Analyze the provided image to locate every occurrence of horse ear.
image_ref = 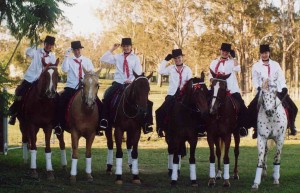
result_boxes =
[133,71,138,78]
[147,71,153,79]
[223,73,231,80]
[209,68,216,78]
[82,67,88,75]
[200,71,205,80]
[54,58,60,66]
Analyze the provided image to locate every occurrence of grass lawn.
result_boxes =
[1,80,300,192]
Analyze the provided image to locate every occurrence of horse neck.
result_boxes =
[73,90,96,114]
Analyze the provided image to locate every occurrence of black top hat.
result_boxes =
[121,38,132,46]
[260,44,270,53]
[172,49,184,58]
[71,41,84,49]
[44,35,55,45]
[220,43,231,52]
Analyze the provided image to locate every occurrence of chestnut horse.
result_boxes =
[57,68,101,183]
[206,69,239,187]
[18,58,59,180]
[110,72,152,185]
[167,74,209,187]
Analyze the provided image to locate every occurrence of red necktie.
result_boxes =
[73,59,83,80]
[175,66,184,88]
[214,59,226,73]
[263,63,270,77]
[123,53,130,78]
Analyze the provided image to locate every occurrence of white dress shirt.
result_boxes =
[252,59,286,92]
[62,55,94,89]
[209,57,241,94]
[158,60,193,96]
[23,47,56,83]
[100,51,142,84]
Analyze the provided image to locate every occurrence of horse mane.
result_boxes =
[178,77,204,99]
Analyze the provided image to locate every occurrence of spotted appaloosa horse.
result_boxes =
[252,78,288,189]
[18,58,59,180]
[167,73,209,187]
[206,69,239,187]
[57,68,101,183]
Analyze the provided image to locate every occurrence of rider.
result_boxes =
[99,38,153,134]
[8,35,56,125]
[249,44,297,139]
[54,41,102,135]
[155,49,192,137]
[208,43,249,137]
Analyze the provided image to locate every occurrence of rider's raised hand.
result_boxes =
[65,48,73,57]
[110,43,120,52]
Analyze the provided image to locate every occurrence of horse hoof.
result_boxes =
[46,171,55,180]
[61,165,67,172]
[273,179,280,185]
[223,180,231,187]
[233,175,239,180]
[191,180,198,187]
[70,175,76,184]
[208,178,216,187]
[30,169,39,179]
[86,173,93,182]
[115,180,123,185]
[170,180,177,186]
[132,179,141,184]
[252,183,259,189]
[106,170,113,175]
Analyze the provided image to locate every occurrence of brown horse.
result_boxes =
[110,72,152,185]
[18,58,59,180]
[206,69,239,187]
[57,68,101,183]
[167,74,209,187]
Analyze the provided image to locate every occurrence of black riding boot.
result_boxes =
[8,100,21,125]
[96,98,104,136]
[232,93,249,137]
[142,100,154,134]
[99,99,109,130]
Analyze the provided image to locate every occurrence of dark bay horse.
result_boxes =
[206,69,239,187]
[167,73,209,187]
[110,72,152,185]
[18,58,59,180]
[57,68,101,183]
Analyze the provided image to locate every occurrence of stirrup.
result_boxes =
[54,125,62,135]
[239,127,248,137]
[100,119,108,129]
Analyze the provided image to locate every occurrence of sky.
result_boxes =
[59,0,109,37]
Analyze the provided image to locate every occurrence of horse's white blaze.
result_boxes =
[88,78,93,101]
[45,152,53,171]
[47,69,54,91]
[210,82,220,113]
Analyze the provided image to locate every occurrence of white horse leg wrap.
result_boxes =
[45,152,53,171]
[70,158,78,176]
[190,164,196,180]
[30,150,37,169]
[115,158,122,175]
[171,164,179,181]
[127,149,132,166]
[209,163,216,178]
[223,164,229,180]
[106,149,113,165]
[23,143,28,161]
[131,159,139,175]
[178,155,182,170]
[273,164,280,180]
[254,167,263,185]
[86,157,92,174]
[61,149,67,166]
[168,154,174,169]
